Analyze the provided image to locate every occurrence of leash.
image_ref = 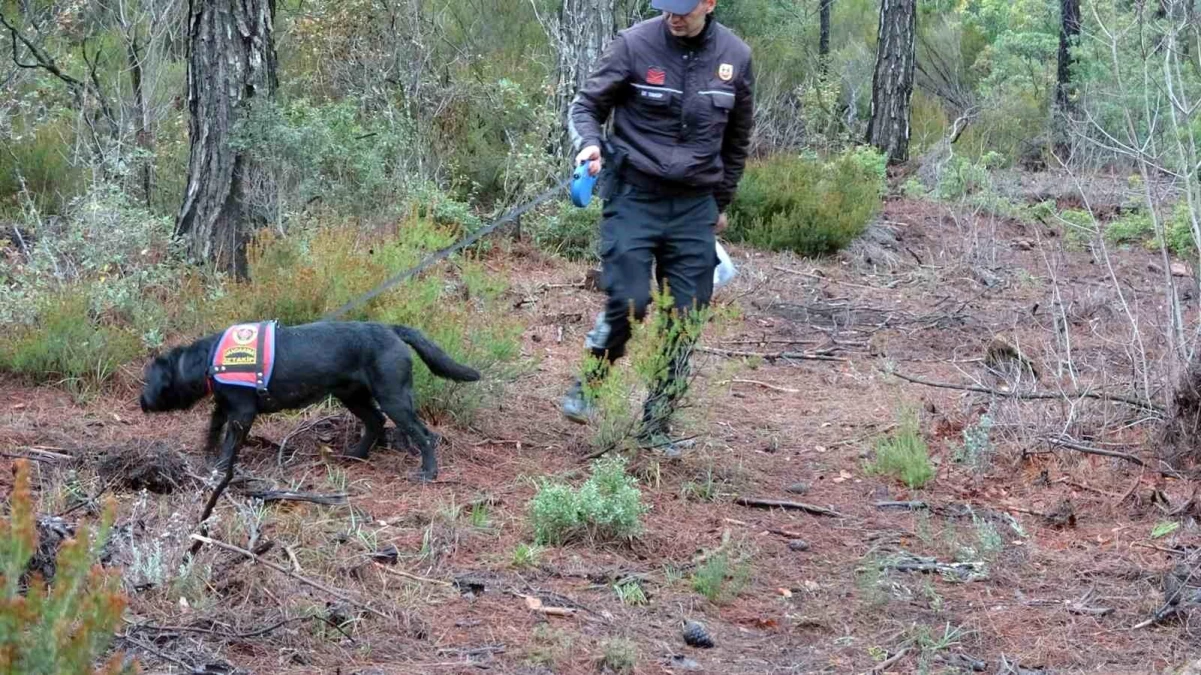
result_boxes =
[319,174,576,322]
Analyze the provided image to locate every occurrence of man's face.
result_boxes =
[663,0,715,38]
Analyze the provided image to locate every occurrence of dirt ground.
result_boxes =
[4,187,1201,674]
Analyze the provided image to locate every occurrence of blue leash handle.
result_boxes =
[571,159,598,208]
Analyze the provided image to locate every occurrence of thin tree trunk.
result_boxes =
[175,0,277,279]
[866,0,917,164]
[819,0,832,75]
[127,34,154,211]
[554,0,615,150]
[1053,0,1082,159]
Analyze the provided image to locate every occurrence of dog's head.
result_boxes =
[140,346,207,413]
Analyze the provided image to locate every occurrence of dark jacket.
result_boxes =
[568,15,755,213]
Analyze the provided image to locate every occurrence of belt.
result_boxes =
[619,164,714,199]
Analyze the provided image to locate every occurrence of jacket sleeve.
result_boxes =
[715,56,755,213]
[568,33,630,153]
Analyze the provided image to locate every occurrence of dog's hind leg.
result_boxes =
[337,392,386,460]
[376,391,438,482]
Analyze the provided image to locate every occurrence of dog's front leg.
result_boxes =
[189,411,254,557]
[202,404,228,458]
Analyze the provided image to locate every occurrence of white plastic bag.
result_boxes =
[714,240,737,291]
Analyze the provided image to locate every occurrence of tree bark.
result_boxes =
[819,0,832,74]
[175,0,277,279]
[1055,0,1082,119]
[553,0,615,150]
[127,33,154,211]
[866,0,917,164]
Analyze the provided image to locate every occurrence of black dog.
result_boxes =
[140,321,480,482]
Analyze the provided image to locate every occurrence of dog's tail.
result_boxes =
[392,326,481,382]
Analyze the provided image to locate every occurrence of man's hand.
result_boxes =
[715,212,728,233]
[576,145,602,176]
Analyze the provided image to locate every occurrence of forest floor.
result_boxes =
[4,176,1201,674]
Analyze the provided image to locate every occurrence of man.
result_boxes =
[560,0,755,450]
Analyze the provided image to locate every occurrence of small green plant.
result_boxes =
[527,455,649,546]
[725,146,886,257]
[613,579,649,606]
[469,502,490,529]
[510,542,544,569]
[868,409,935,489]
[954,413,995,471]
[691,548,751,605]
[0,460,136,674]
[598,638,637,673]
[681,465,724,503]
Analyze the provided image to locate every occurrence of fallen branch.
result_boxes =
[719,378,800,394]
[374,562,453,587]
[189,534,394,622]
[436,644,506,658]
[734,497,844,518]
[126,614,315,640]
[875,500,929,510]
[700,346,848,363]
[866,648,910,674]
[1044,437,1188,479]
[246,490,348,506]
[889,370,1163,414]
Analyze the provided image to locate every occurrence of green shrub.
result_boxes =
[1103,210,1154,247]
[528,455,649,546]
[0,116,86,216]
[0,290,143,398]
[725,146,886,257]
[0,460,135,674]
[529,199,601,262]
[868,409,935,489]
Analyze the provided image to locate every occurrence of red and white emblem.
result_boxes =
[232,325,258,345]
[646,67,666,86]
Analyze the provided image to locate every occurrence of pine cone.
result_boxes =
[682,620,714,648]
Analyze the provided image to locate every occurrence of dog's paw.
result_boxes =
[407,469,437,483]
[342,446,370,461]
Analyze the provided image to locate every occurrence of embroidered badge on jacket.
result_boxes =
[718,63,734,81]
[646,67,666,85]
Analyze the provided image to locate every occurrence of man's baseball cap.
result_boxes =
[651,0,702,14]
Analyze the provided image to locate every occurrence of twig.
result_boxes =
[246,490,349,506]
[436,644,506,658]
[0,451,59,464]
[1054,477,1121,499]
[734,497,845,517]
[876,500,929,510]
[189,534,394,622]
[889,370,1163,413]
[1045,436,1146,466]
[867,648,910,674]
[700,346,849,363]
[126,614,314,640]
[719,378,800,394]
[285,545,302,573]
[374,562,453,586]
[119,634,195,671]
[1131,541,1191,555]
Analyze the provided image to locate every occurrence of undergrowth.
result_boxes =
[867,408,935,489]
[0,460,135,674]
[527,455,649,547]
[725,146,886,257]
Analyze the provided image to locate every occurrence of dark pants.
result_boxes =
[583,182,718,431]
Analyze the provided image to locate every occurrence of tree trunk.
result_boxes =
[127,34,154,211]
[1055,0,1081,117]
[175,0,277,280]
[866,0,917,164]
[1054,0,1082,159]
[819,0,832,74]
[554,0,615,149]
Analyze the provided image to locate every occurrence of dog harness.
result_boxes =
[207,321,277,395]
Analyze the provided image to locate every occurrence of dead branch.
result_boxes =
[1044,437,1188,479]
[734,497,845,517]
[700,346,849,363]
[875,500,929,510]
[373,562,453,586]
[126,614,315,640]
[718,378,800,394]
[189,534,395,622]
[889,370,1163,414]
[246,490,348,506]
[436,644,506,658]
[866,648,910,675]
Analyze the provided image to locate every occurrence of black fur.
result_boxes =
[139,321,480,481]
